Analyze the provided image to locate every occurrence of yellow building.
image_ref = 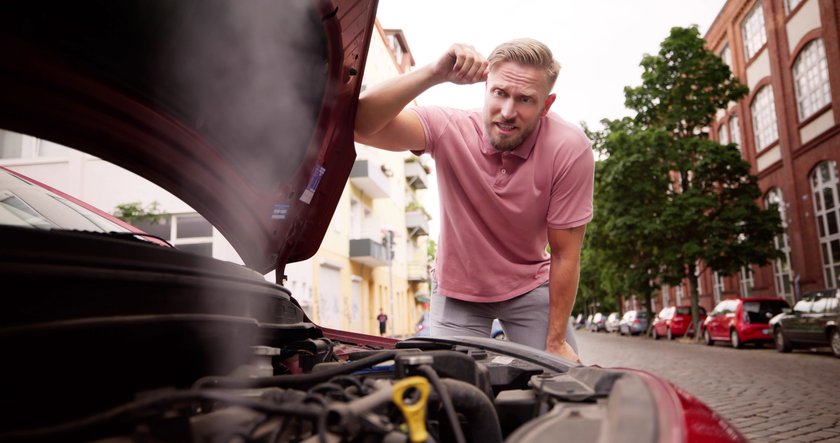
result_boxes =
[285,22,432,337]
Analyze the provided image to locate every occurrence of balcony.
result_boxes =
[405,210,429,237]
[404,160,428,190]
[350,159,389,198]
[407,262,429,282]
[349,238,389,267]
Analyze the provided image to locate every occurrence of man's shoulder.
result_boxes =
[411,106,480,126]
[540,113,592,153]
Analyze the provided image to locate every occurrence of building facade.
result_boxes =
[656,0,840,314]
[0,20,432,337]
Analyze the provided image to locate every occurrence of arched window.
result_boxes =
[751,86,779,151]
[718,122,729,145]
[793,39,832,121]
[730,114,741,149]
[811,161,840,288]
[765,188,793,302]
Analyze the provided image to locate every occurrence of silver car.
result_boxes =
[619,310,650,336]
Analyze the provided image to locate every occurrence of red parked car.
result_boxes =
[653,305,707,340]
[702,298,790,348]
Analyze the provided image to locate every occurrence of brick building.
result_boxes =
[658,0,840,313]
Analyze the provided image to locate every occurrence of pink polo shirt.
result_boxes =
[411,106,594,303]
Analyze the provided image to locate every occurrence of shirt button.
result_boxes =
[501,169,507,174]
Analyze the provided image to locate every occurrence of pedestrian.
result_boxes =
[355,39,594,363]
[376,308,388,336]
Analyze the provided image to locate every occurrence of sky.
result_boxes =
[374,0,728,239]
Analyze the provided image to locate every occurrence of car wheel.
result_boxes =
[774,328,792,353]
[666,328,673,340]
[830,329,840,359]
[653,328,659,340]
[704,329,713,346]
[730,329,742,349]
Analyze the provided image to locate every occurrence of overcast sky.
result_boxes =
[374,0,728,239]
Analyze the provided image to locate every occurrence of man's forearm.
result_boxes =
[547,254,580,344]
[355,64,440,137]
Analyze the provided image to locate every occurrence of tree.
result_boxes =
[594,26,782,338]
[113,201,164,224]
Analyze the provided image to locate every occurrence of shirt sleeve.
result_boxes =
[547,137,595,230]
[409,106,460,157]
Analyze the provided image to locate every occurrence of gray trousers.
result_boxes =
[430,280,579,354]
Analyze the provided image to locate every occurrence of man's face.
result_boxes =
[483,61,556,151]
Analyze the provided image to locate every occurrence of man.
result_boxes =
[355,39,593,363]
[376,308,388,336]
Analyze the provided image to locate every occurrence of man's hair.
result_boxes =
[487,38,561,92]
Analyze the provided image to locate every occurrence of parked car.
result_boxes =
[0,2,748,441]
[605,312,621,333]
[703,298,790,348]
[588,312,607,332]
[653,305,707,340]
[619,310,649,336]
[770,289,840,358]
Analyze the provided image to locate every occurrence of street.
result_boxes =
[575,329,840,443]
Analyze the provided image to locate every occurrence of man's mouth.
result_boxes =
[495,122,517,134]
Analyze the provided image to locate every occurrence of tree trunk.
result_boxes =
[687,263,702,342]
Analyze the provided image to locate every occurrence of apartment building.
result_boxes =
[658,0,840,312]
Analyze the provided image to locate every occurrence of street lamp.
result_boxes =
[382,227,396,338]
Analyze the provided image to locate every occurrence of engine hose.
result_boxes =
[193,350,402,390]
[440,378,503,443]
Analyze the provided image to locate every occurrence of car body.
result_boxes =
[653,306,707,340]
[702,298,790,348]
[619,310,649,336]
[770,289,840,358]
[605,312,621,333]
[588,312,607,332]
[0,1,747,442]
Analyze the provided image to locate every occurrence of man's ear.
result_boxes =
[542,93,557,116]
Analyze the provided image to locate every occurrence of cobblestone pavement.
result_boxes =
[575,329,840,443]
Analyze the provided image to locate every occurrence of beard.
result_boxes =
[483,118,536,152]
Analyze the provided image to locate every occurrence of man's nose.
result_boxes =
[500,99,517,120]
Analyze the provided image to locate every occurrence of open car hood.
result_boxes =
[0,0,377,275]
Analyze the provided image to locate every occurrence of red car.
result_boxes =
[653,305,707,340]
[702,298,790,348]
[0,1,747,442]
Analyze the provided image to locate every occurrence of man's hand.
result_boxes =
[546,340,581,364]
[431,43,488,85]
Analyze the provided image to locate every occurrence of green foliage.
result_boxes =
[580,26,782,331]
[113,201,164,224]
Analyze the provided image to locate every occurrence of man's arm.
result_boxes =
[545,224,587,363]
[354,43,487,151]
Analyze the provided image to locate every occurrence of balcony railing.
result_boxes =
[407,262,429,282]
[404,160,428,190]
[350,159,389,198]
[349,238,389,267]
[405,210,429,237]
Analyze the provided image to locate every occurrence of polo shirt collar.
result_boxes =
[481,117,543,160]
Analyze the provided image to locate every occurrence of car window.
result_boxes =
[793,299,813,314]
[811,297,828,314]
[675,307,691,315]
[744,300,789,323]
[826,297,839,314]
[698,306,707,316]
[636,311,648,319]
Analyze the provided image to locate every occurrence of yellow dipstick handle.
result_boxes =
[392,376,431,443]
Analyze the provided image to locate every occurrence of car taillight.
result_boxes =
[633,319,640,323]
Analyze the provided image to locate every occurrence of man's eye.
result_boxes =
[521,97,533,103]
[493,90,505,97]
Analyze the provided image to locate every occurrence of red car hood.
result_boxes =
[0,0,378,275]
